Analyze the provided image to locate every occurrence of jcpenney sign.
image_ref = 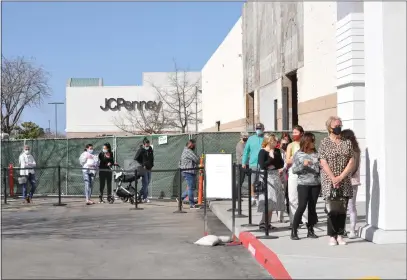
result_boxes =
[100,98,162,112]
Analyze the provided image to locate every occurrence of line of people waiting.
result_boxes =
[237,117,361,246]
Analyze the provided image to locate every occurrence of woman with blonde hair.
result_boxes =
[256,133,286,230]
[319,116,354,246]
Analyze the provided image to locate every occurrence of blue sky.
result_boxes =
[2,1,243,133]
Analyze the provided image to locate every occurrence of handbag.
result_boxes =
[325,188,347,215]
[253,163,266,195]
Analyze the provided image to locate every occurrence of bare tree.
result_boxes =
[149,61,201,133]
[113,100,169,135]
[1,56,51,134]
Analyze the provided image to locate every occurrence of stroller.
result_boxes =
[111,164,142,204]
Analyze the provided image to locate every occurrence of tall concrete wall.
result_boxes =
[242,2,304,94]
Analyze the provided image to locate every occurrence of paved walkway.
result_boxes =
[2,198,270,279]
[210,199,407,279]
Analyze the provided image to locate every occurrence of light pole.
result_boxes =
[195,86,202,133]
[48,102,64,138]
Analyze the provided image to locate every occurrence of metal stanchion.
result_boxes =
[54,166,67,207]
[174,168,186,213]
[130,169,143,210]
[229,163,242,246]
[3,168,8,204]
[257,169,278,240]
[241,169,257,227]
[236,165,247,218]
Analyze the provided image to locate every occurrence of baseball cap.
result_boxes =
[255,123,264,130]
[240,132,249,138]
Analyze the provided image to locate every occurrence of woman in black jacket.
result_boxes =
[98,143,115,203]
[257,133,286,230]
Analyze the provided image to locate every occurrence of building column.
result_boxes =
[336,13,366,202]
[360,2,406,244]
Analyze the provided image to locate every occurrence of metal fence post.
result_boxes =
[257,169,278,240]
[54,166,67,207]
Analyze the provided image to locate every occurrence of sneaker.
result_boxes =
[143,199,150,203]
[348,231,357,239]
[190,205,198,209]
[337,236,347,245]
[99,198,105,204]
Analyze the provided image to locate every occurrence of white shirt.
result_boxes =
[79,151,98,174]
[19,153,36,176]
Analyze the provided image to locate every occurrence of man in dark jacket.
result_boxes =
[134,138,154,203]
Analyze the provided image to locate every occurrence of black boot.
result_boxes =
[99,195,105,203]
[307,225,318,239]
[291,229,299,240]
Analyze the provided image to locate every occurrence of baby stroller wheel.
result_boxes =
[121,197,128,202]
[129,197,135,204]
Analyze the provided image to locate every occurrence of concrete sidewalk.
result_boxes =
[210,199,406,279]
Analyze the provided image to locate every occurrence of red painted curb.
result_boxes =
[239,231,292,280]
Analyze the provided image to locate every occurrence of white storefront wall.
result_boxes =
[298,2,337,104]
[201,17,245,131]
[66,72,202,135]
[66,85,158,134]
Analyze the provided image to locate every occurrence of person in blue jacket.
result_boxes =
[242,123,265,207]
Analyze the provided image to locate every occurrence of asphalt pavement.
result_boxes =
[1,199,271,279]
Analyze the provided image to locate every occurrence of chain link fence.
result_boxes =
[1,131,326,198]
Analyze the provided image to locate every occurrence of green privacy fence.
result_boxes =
[1,131,326,198]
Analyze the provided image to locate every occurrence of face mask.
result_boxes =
[242,138,248,142]
[88,149,94,154]
[332,126,342,135]
[292,135,301,141]
[24,150,30,155]
[103,149,108,153]
[144,146,150,150]
[189,145,195,150]
[256,130,263,136]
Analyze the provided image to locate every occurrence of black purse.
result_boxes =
[325,188,348,215]
[253,163,266,195]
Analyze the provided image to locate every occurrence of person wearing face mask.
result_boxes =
[286,125,307,228]
[79,144,98,205]
[98,143,115,203]
[18,145,37,203]
[242,123,265,207]
[319,116,354,246]
[134,138,154,203]
[290,132,321,240]
[277,134,292,222]
[178,139,200,209]
[236,132,249,187]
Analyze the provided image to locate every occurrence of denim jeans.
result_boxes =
[22,173,36,199]
[141,170,152,200]
[181,172,196,206]
[83,171,94,201]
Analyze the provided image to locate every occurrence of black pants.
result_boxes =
[238,165,246,188]
[283,180,289,214]
[327,198,349,237]
[293,184,321,231]
[99,171,113,197]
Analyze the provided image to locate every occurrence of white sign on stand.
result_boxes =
[205,153,233,199]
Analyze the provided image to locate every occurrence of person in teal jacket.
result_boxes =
[242,123,265,206]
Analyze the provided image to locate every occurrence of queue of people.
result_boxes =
[78,138,154,205]
[238,117,361,246]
